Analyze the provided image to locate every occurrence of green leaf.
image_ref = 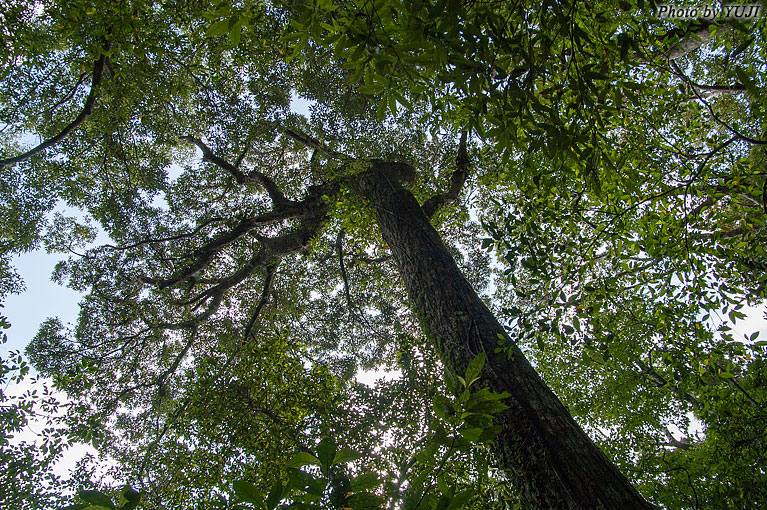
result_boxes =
[433,394,453,420]
[332,447,360,465]
[286,452,321,469]
[78,491,115,510]
[229,21,243,46]
[465,398,509,416]
[388,93,397,115]
[443,367,460,394]
[346,492,384,509]
[392,90,413,109]
[447,490,474,509]
[465,387,509,403]
[613,348,629,364]
[266,481,285,510]
[350,472,380,492]
[118,486,141,510]
[206,19,230,37]
[464,352,486,387]
[376,97,388,121]
[436,474,452,497]
[735,67,759,95]
[584,70,610,81]
[458,427,483,442]
[316,438,337,469]
[233,481,264,504]
[288,468,325,496]
[731,37,754,58]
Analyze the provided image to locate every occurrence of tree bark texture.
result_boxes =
[355,163,654,509]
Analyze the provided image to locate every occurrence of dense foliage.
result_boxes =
[1,0,766,508]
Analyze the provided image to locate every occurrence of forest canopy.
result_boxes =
[1,0,766,509]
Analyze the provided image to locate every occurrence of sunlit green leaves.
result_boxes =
[234,480,265,505]
[286,452,321,470]
[59,487,140,510]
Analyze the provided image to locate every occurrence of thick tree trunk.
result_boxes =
[355,164,654,509]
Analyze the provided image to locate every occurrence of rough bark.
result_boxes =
[355,163,654,509]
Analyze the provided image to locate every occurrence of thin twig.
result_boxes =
[243,262,278,343]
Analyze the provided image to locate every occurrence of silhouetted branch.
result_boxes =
[181,135,293,206]
[155,292,225,329]
[0,54,107,168]
[141,209,305,289]
[284,128,348,160]
[102,217,227,251]
[47,71,88,121]
[243,262,277,342]
[636,359,702,410]
[422,131,469,218]
[336,229,355,312]
[671,62,767,145]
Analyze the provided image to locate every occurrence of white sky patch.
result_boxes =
[710,301,767,344]
[355,368,402,387]
[290,94,315,118]
[4,250,82,353]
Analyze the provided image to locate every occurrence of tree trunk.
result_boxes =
[355,163,654,509]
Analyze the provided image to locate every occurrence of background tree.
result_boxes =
[1,0,765,508]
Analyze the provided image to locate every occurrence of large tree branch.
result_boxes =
[0,54,107,168]
[173,250,270,307]
[143,136,339,290]
[421,132,469,219]
[660,428,694,451]
[654,19,733,62]
[180,135,294,207]
[156,292,225,329]
[283,128,349,160]
[636,359,702,410]
[247,168,297,208]
[664,22,715,61]
[173,213,327,308]
[180,135,249,182]
[141,208,307,289]
[190,210,303,262]
[690,82,746,95]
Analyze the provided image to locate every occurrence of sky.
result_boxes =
[4,249,82,353]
